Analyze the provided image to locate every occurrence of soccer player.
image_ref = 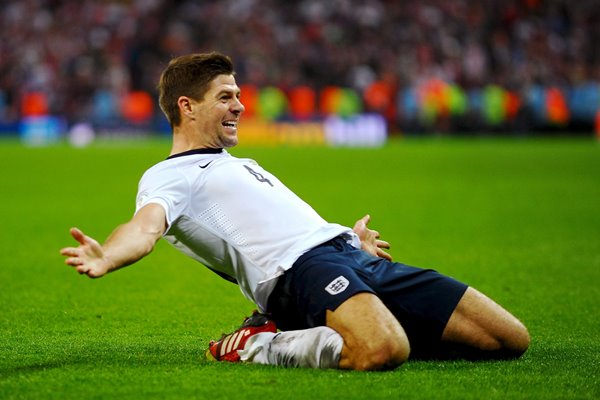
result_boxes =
[60,52,529,370]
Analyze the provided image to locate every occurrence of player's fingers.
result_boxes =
[376,239,390,249]
[361,214,371,225]
[60,247,71,256]
[70,227,87,245]
[354,214,369,230]
[60,247,79,257]
[65,257,83,266]
[377,248,393,261]
[76,265,89,275]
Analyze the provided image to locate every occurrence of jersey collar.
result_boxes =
[166,148,224,160]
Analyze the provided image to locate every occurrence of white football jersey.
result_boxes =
[135,149,358,311]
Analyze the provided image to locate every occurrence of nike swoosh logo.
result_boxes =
[199,162,212,169]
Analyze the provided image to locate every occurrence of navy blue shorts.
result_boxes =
[266,237,468,348]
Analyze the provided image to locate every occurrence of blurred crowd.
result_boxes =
[1,0,599,134]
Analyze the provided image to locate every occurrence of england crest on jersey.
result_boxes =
[325,276,350,295]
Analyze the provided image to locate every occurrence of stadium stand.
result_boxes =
[1,0,598,136]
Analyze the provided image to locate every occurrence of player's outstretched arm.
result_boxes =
[60,203,167,278]
[352,214,392,261]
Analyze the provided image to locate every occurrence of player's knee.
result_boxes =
[481,321,530,359]
[384,337,411,369]
[351,334,410,371]
[503,322,530,357]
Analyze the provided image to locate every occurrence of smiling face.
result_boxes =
[180,74,245,149]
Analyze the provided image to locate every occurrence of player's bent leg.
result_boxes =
[326,292,410,371]
[441,287,530,359]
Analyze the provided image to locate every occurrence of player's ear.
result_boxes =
[178,96,194,119]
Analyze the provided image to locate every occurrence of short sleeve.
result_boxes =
[135,166,189,228]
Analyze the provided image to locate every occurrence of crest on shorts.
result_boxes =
[325,276,350,295]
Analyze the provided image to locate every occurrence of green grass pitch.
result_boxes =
[0,136,598,399]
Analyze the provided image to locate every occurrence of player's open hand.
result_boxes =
[60,227,111,278]
[352,215,392,261]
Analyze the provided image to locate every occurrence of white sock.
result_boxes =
[238,326,343,369]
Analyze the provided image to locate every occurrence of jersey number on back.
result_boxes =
[244,165,274,187]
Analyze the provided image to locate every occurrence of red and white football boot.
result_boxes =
[206,311,277,362]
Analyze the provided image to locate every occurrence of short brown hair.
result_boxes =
[157,52,235,127]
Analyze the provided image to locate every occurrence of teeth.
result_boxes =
[223,121,237,127]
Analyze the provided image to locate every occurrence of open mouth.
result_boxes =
[222,121,238,129]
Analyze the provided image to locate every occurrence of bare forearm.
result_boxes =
[101,222,161,273]
[61,204,167,278]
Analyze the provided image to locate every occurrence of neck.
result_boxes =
[169,128,214,156]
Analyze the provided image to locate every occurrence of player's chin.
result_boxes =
[221,134,239,148]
